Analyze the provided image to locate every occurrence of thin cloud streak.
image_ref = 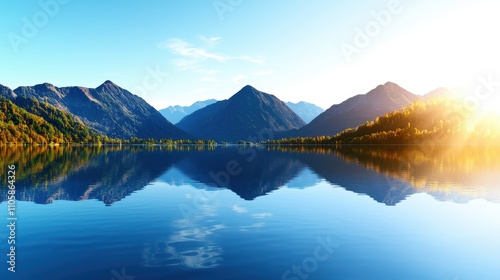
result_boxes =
[159,38,265,69]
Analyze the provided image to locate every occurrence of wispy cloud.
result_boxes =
[158,37,265,73]
[252,213,273,219]
[161,38,227,61]
[199,35,222,47]
[232,74,247,84]
[232,204,248,213]
[239,55,265,65]
[239,222,265,232]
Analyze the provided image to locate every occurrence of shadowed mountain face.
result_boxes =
[284,82,419,138]
[11,81,189,139]
[176,85,306,142]
[285,101,324,124]
[160,99,217,124]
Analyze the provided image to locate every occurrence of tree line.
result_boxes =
[268,98,500,145]
[0,97,217,145]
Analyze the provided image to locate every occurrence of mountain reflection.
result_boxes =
[0,145,186,205]
[175,147,305,200]
[272,145,500,204]
[1,145,499,205]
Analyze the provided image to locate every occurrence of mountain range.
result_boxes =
[284,101,324,123]
[282,82,419,138]
[160,99,323,125]
[3,81,189,140]
[176,85,306,141]
[1,80,456,144]
[160,99,217,124]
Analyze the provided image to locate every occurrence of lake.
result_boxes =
[1,145,500,280]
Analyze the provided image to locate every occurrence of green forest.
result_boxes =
[0,97,104,144]
[0,97,217,145]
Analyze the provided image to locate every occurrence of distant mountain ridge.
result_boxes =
[285,101,324,123]
[162,99,323,125]
[176,85,306,142]
[285,82,419,138]
[160,99,217,124]
[10,81,189,140]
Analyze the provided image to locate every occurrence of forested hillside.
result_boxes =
[270,98,500,145]
[0,97,102,144]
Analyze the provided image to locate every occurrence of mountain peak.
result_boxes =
[370,81,399,92]
[288,81,418,138]
[177,86,305,141]
[236,85,259,95]
[34,82,55,89]
[97,80,121,91]
[383,81,399,87]
[242,84,256,90]
[102,80,117,86]
[11,81,190,140]
[367,81,408,98]
[229,85,266,104]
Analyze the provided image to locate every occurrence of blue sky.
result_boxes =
[1,0,499,109]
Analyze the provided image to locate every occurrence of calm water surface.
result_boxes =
[1,145,499,280]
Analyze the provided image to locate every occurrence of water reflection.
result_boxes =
[1,145,499,205]
[176,147,305,199]
[297,145,500,204]
[0,145,186,205]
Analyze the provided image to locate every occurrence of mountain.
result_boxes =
[285,82,419,137]
[160,99,217,124]
[12,81,190,139]
[285,101,324,123]
[0,84,16,99]
[161,99,322,125]
[422,86,470,102]
[328,98,500,145]
[0,96,99,144]
[176,85,306,142]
